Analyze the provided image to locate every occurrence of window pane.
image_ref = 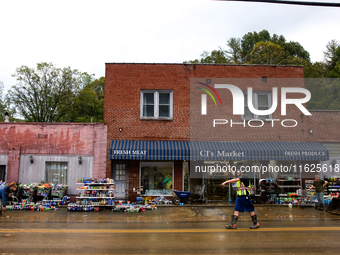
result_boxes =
[244,107,254,119]
[159,105,170,117]
[115,170,120,181]
[159,93,170,104]
[244,93,248,106]
[45,162,67,184]
[258,94,269,106]
[258,106,269,111]
[141,162,173,196]
[143,105,154,117]
[143,93,154,104]
[258,106,270,119]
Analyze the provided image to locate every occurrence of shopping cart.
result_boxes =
[192,184,206,203]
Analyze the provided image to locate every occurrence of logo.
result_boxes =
[199,84,311,116]
[196,82,222,114]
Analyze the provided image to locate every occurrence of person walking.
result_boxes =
[307,175,328,210]
[221,170,259,229]
[0,182,17,216]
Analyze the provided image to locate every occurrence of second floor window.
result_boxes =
[140,90,173,119]
[243,91,272,120]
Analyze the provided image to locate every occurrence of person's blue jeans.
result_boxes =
[316,192,324,205]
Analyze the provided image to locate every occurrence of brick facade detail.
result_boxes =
[0,122,107,183]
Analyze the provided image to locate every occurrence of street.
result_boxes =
[1,205,339,254]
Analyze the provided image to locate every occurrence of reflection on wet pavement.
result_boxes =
[1,205,339,254]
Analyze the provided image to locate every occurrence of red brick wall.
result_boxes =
[304,111,340,142]
[0,123,106,182]
[104,63,306,175]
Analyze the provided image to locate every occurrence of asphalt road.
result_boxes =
[1,206,339,254]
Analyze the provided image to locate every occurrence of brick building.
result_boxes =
[105,63,339,202]
[0,123,107,196]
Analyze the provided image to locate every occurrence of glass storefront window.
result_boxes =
[183,161,189,191]
[140,161,173,196]
[45,162,68,184]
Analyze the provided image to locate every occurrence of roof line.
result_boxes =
[105,62,304,67]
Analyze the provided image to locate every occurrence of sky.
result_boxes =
[1,0,340,93]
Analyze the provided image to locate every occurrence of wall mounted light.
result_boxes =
[309,129,313,134]
[119,128,122,132]
[29,155,33,164]
[78,156,82,164]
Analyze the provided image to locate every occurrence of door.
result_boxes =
[0,165,6,182]
[112,162,129,200]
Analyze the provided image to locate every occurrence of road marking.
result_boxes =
[0,227,340,233]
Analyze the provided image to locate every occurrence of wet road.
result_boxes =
[1,205,339,254]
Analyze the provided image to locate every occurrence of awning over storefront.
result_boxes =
[110,140,190,160]
[110,140,329,161]
[189,141,329,161]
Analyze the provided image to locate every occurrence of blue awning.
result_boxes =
[110,140,329,161]
[189,141,329,161]
[110,140,190,160]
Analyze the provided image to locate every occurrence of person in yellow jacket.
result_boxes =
[221,170,259,229]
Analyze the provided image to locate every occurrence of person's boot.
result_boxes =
[225,215,238,229]
[319,204,324,210]
[250,214,260,229]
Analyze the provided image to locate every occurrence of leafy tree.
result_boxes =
[7,62,92,122]
[324,40,339,66]
[248,41,286,65]
[324,41,340,78]
[69,77,105,123]
[185,30,310,65]
[0,81,6,121]
[226,38,242,64]
[240,30,272,62]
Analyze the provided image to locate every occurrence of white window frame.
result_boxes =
[242,91,272,120]
[140,90,173,120]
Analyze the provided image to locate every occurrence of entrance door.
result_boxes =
[0,165,6,182]
[112,162,129,200]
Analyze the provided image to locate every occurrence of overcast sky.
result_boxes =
[1,0,340,92]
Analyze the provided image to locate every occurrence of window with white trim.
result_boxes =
[140,90,173,119]
[45,162,68,184]
[243,91,272,120]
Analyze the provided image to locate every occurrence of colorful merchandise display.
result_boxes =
[8,197,70,211]
[76,178,115,209]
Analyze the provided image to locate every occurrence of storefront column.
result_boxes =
[174,161,183,191]
[7,148,20,183]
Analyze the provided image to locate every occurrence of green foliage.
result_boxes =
[184,30,340,110]
[306,79,340,110]
[249,42,286,65]
[185,29,310,65]
[70,77,105,123]
[6,62,104,123]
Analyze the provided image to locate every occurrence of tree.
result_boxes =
[185,30,310,65]
[323,39,339,66]
[7,62,92,122]
[323,41,340,78]
[0,81,5,121]
[249,41,286,65]
[68,77,105,123]
[226,37,241,64]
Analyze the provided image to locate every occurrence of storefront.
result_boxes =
[110,139,329,202]
[0,122,107,199]
[110,140,190,201]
